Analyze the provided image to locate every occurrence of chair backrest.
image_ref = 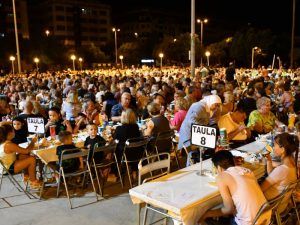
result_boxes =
[124,136,149,149]
[251,192,286,225]
[93,142,117,156]
[59,148,87,169]
[155,130,175,142]
[138,153,170,185]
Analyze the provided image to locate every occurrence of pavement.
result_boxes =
[0,157,184,225]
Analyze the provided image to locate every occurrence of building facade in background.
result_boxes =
[0,0,30,39]
[31,0,111,48]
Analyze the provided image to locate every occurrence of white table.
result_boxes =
[129,159,265,225]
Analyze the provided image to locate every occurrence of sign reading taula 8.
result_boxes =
[191,124,217,149]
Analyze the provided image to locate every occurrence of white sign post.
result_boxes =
[27,118,45,149]
[191,124,217,175]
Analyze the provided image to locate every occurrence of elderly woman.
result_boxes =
[247,97,281,135]
[222,91,235,114]
[170,97,188,131]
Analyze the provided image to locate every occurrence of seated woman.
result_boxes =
[113,109,141,179]
[260,133,298,213]
[11,116,28,144]
[0,124,41,189]
[247,97,282,135]
[144,102,172,154]
[170,97,188,132]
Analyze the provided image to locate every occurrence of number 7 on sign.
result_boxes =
[34,125,38,131]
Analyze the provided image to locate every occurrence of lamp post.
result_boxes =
[159,53,164,70]
[70,55,76,71]
[197,18,208,67]
[45,30,50,37]
[9,56,15,74]
[34,57,39,71]
[205,51,211,67]
[277,56,281,68]
[119,55,124,69]
[134,32,138,38]
[191,0,195,76]
[12,0,21,73]
[112,28,120,65]
[251,46,258,69]
[78,57,83,71]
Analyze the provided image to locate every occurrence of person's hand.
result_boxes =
[263,152,272,162]
[237,124,246,132]
[31,135,38,143]
[63,120,71,127]
[45,120,55,128]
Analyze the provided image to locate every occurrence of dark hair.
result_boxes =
[12,116,25,124]
[275,132,299,174]
[58,130,72,142]
[283,82,290,92]
[212,150,235,169]
[49,107,61,115]
[235,100,247,113]
[0,124,14,143]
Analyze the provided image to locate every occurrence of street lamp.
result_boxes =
[205,51,211,67]
[12,0,21,73]
[251,46,258,69]
[134,32,138,38]
[159,53,164,70]
[112,28,120,65]
[197,18,208,67]
[70,55,76,71]
[45,30,50,37]
[34,57,39,71]
[78,57,83,71]
[9,56,15,74]
[119,55,124,69]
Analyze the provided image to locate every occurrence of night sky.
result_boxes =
[108,0,297,36]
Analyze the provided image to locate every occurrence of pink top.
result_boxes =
[170,110,187,131]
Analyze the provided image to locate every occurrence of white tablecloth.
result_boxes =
[129,159,265,225]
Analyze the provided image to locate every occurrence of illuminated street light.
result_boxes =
[205,51,211,66]
[45,30,50,37]
[197,18,208,67]
[173,38,177,43]
[12,0,21,73]
[159,53,164,70]
[78,57,83,71]
[119,55,124,69]
[251,46,259,69]
[70,55,76,71]
[9,56,15,74]
[134,32,138,38]
[112,28,120,65]
[34,57,39,71]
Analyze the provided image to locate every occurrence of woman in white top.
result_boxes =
[261,132,298,212]
[0,124,41,189]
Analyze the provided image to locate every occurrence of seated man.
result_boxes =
[218,100,252,148]
[200,150,271,225]
[111,92,131,123]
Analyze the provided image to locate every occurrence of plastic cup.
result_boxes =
[49,125,56,139]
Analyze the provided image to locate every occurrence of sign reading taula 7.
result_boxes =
[27,117,45,134]
[191,124,217,149]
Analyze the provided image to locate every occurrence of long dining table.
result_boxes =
[129,140,268,225]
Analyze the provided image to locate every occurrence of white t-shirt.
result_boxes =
[218,113,247,141]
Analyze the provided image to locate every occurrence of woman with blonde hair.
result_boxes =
[170,97,188,131]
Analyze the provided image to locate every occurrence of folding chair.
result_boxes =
[91,142,123,197]
[0,159,36,199]
[53,149,98,209]
[154,130,180,169]
[121,136,149,188]
[136,153,179,225]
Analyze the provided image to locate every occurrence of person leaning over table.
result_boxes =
[247,97,283,136]
[0,124,42,189]
[260,132,298,214]
[199,150,271,225]
[218,100,252,148]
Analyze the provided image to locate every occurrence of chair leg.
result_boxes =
[292,197,300,224]
[173,149,181,169]
[125,161,133,188]
[61,170,72,209]
[94,165,103,196]
[87,164,98,201]
[275,210,282,225]
[0,171,3,190]
[115,161,124,188]
[56,171,62,197]
[142,204,148,225]
[137,204,141,225]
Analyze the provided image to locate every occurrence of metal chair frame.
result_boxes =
[91,142,124,196]
[121,136,149,189]
[0,159,36,199]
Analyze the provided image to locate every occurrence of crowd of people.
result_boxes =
[0,64,300,224]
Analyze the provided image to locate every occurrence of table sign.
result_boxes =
[27,117,45,134]
[191,124,216,149]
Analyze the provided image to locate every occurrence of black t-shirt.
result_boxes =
[84,135,106,162]
[225,67,235,82]
[56,144,80,173]
[12,128,28,144]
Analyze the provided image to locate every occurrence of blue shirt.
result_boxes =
[111,103,123,117]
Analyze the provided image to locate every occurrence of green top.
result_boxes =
[247,110,277,133]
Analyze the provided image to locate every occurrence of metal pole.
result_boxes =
[114,31,118,65]
[251,48,254,69]
[200,21,203,67]
[36,62,39,71]
[290,0,296,69]
[190,0,195,77]
[12,0,21,73]
[160,57,162,70]
[207,55,209,67]
[11,61,15,74]
[72,60,75,71]
[121,59,123,69]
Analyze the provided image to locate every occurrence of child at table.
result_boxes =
[11,116,28,144]
[45,107,72,137]
[56,131,83,173]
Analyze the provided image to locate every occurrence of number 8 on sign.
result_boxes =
[191,124,216,149]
